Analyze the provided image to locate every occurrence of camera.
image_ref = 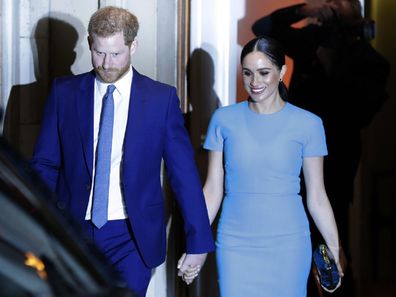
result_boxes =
[318,17,376,49]
[359,19,376,41]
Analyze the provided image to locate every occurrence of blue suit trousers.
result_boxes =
[86,220,152,297]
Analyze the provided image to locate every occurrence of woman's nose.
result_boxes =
[250,74,259,86]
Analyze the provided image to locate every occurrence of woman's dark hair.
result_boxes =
[240,36,288,101]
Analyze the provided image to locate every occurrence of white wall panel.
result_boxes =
[190,0,245,107]
[124,0,157,80]
[49,0,97,74]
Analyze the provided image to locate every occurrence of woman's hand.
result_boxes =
[177,253,206,285]
[321,278,342,293]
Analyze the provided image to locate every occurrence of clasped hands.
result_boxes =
[177,253,207,285]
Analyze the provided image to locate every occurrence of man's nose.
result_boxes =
[102,54,111,69]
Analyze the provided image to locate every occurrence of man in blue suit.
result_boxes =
[30,6,214,296]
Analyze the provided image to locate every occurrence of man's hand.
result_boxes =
[299,2,338,24]
[177,253,207,285]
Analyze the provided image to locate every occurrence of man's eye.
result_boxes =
[111,53,119,57]
[96,51,104,56]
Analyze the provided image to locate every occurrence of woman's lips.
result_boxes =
[251,87,265,94]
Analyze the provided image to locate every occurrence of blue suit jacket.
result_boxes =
[31,68,214,268]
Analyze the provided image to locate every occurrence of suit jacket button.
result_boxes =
[86,184,91,191]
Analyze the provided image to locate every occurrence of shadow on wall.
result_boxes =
[175,47,221,297]
[187,47,221,172]
[3,13,85,159]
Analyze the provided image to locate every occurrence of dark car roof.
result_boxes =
[0,137,136,297]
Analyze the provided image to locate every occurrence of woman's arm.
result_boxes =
[303,156,343,275]
[203,151,224,225]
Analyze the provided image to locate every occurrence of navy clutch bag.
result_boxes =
[313,244,340,291]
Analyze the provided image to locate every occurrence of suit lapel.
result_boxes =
[123,69,148,169]
[76,71,96,179]
[76,69,147,181]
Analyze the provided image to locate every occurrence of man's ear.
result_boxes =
[130,39,138,56]
[87,36,92,50]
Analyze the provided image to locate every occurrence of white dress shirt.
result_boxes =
[85,66,133,220]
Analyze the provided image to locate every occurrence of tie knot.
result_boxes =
[106,84,116,95]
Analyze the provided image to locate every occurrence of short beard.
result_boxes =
[94,64,130,83]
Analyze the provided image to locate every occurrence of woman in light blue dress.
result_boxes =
[203,37,343,296]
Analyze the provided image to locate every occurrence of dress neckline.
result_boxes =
[244,100,289,117]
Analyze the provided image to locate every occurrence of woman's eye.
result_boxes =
[260,71,269,76]
[243,70,251,76]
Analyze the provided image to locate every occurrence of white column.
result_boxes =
[1,0,18,131]
[190,0,245,107]
[0,0,50,132]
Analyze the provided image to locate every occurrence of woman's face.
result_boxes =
[242,51,284,103]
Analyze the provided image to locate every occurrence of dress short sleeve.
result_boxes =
[302,116,328,157]
[203,110,224,152]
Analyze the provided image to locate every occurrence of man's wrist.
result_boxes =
[294,3,307,17]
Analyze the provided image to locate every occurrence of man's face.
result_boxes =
[327,0,356,24]
[89,31,137,83]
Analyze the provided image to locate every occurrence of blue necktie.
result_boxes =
[92,84,116,228]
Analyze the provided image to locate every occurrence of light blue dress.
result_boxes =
[204,101,327,296]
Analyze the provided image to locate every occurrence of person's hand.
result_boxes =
[177,253,207,285]
[299,2,338,24]
[312,266,342,294]
[337,245,347,279]
[322,278,342,293]
[312,246,345,294]
[322,245,345,292]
